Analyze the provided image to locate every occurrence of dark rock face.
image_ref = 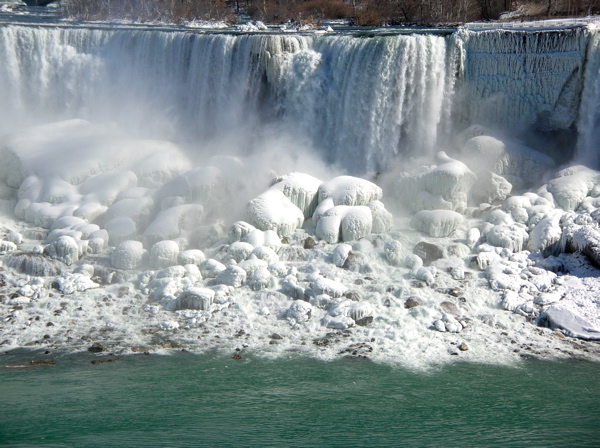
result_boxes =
[413,242,443,265]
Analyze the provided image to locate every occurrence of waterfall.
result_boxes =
[577,29,600,169]
[0,23,597,174]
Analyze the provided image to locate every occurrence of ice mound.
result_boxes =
[540,306,600,340]
[410,210,464,237]
[246,189,305,237]
[318,176,382,207]
[546,165,600,211]
[166,287,215,311]
[247,173,392,242]
[396,152,477,213]
[111,240,145,270]
[462,135,555,187]
[5,253,64,276]
[270,172,322,218]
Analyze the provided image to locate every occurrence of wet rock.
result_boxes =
[87,342,104,353]
[355,316,374,326]
[5,359,55,368]
[404,297,421,309]
[458,342,469,351]
[304,237,317,249]
[440,301,461,316]
[270,333,283,340]
[413,242,443,266]
[232,353,243,360]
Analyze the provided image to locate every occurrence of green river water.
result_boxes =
[0,351,598,447]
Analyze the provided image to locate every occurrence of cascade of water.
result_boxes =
[0,24,597,173]
[577,29,600,169]
[0,25,456,173]
[459,28,590,135]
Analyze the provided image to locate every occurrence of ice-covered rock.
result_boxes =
[149,240,180,269]
[486,224,529,252]
[111,240,145,270]
[228,241,254,263]
[228,221,256,244]
[470,170,512,205]
[104,217,137,246]
[318,176,382,207]
[246,189,304,237]
[200,259,226,278]
[527,210,563,254]
[310,276,347,298]
[384,240,403,265]
[396,152,477,213]
[216,265,247,287]
[177,249,206,266]
[270,172,322,218]
[332,243,353,267]
[143,204,204,247]
[0,240,17,253]
[368,200,393,233]
[286,300,313,324]
[316,205,373,243]
[546,165,600,211]
[5,253,63,276]
[248,267,272,291]
[251,246,279,264]
[462,135,555,186]
[46,235,80,266]
[539,306,600,340]
[166,287,215,311]
[242,229,282,252]
[410,210,463,237]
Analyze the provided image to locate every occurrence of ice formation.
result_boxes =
[0,20,599,368]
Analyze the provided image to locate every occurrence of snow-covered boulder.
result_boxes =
[111,240,145,270]
[228,221,256,244]
[155,166,223,205]
[384,240,403,265]
[546,165,600,211]
[485,224,529,252]
[462,136,555,186]
[310,276,347,298]
[242,229,282,252]
[149,240,180,269]
[470,170,512,205]
[332,243,353,267]
[166,287,215,311]
[143,204,204,247]
[200,259,226,278]
[316,205,373,243]
[216,265,247,288]
[177,249,206,266]
[270,172,322,218]
[318,176,382,207]
[286,300,313,324]
[246,189,304,237]
[539,306,600,340]
[396,152,477,213]
[46,235,80,266]
[410,210,464,237]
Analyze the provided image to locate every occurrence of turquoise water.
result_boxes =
[0,352,599,447]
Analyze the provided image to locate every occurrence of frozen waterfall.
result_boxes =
[0,23,598,172]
